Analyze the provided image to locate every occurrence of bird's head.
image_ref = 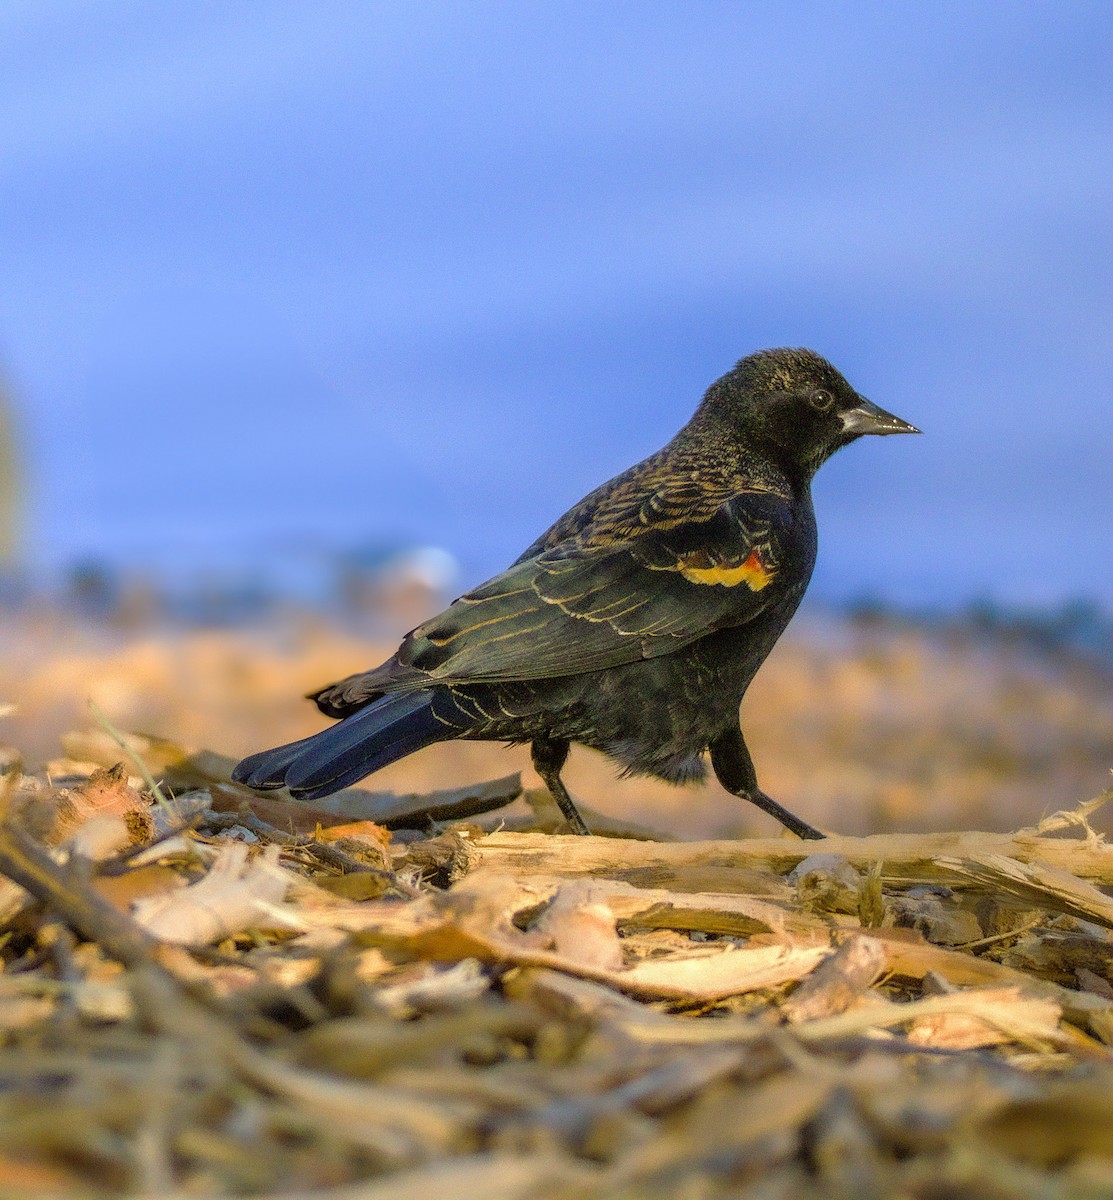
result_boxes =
[697,347,920,483]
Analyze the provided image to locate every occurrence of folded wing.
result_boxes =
[315,487,799,714]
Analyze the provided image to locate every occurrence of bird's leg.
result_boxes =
[710,727,824,840]
[530,737,591,835]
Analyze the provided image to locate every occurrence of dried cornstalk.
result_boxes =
[935,853,1113,928]
[131,844,302,946]
[465,828,1113,886]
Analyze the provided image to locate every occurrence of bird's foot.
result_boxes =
[744,790,824,840]
[531,737,591,835]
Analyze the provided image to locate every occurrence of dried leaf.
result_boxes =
[316,819,392,849]
[14,762,153,854]
[782,934,887,1022]
[534,880,625,972]
[131,844,300,945]
[94,863,187,910]
[619,942,830,1002]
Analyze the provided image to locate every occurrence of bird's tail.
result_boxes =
[232,690,453,801]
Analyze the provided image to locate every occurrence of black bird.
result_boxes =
[234,348,919,839]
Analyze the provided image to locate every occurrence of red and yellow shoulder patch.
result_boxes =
[677,548,773,591]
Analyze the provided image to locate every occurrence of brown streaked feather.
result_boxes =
[314,487,799,713]
[515,444,791,561]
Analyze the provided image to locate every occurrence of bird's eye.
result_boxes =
[808,388,834,412]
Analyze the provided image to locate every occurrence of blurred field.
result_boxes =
[2,608,1110,839]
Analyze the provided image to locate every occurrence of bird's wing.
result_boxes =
[340,485,802,699]
[513,450,747,562]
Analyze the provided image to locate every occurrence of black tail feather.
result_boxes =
[232,691,453,801]
[233,731,324,790]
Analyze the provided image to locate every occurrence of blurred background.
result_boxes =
[0,1,1110,836]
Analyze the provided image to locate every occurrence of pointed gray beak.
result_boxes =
[841,397,921,436]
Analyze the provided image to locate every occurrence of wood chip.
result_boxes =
[781,934,887,1022]
[4,722,1113,1196]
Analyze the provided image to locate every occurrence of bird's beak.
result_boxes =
[841,398,921,436]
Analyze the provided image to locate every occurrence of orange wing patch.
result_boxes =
[677,548,773,590]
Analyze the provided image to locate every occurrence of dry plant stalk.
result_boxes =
[460,827,1113,885]
[1,735,1112,1197]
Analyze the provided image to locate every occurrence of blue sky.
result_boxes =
[1,1,1110,606]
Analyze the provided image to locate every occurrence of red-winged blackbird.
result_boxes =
[234,348,919,839]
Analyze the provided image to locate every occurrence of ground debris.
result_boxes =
[0,733,1111,1197]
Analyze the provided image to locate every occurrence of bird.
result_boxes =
[233,348,919,839]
